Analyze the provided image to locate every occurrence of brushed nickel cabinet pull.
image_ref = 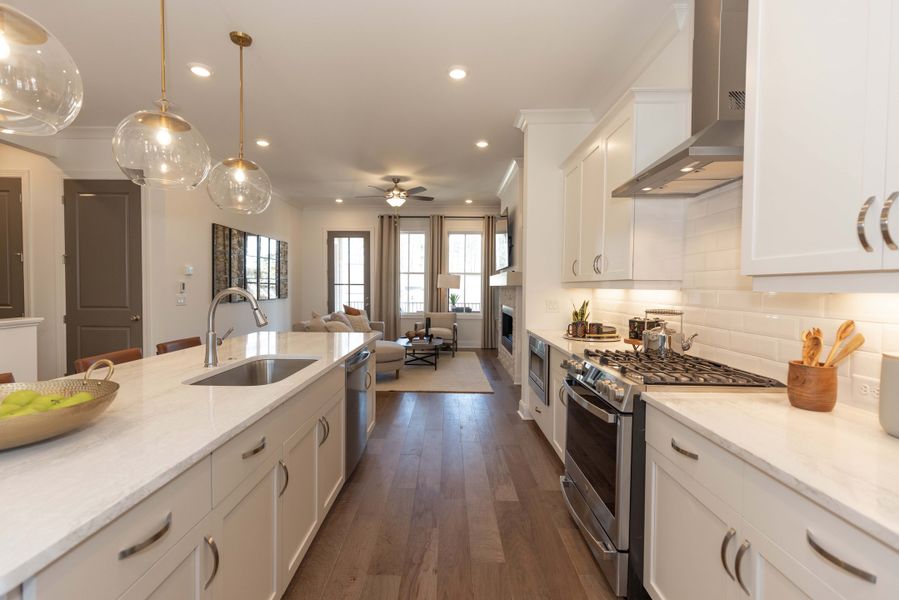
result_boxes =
[572,259,578,277]
[365,371,372,390]
[118,512,172,560]
[671,438,699,460]
[592,255,600,274]
[881,191,898,250]
[318,418,326,446]
[534,404,543,414]
[203,535,219,589]
[323,416,330,443]
[559,384,567,406]
[807,530,876,583]
[735,539,751,594]
[857,195,876,252]
[241,436,266,459]
[278,459,289,497]
[720,528,736,580]
[598,254,603,274]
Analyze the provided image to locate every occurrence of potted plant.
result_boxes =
[449,293,463,312]
[567,300,590,337]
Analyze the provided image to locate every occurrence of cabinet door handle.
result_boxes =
[534,404,543,414]
[735,539,750,595]
[278,459,289,497]
[241,436,266,459]
[118,512,172,560]
[720,528,736,580]
[806,530,876,583]
[881,191,898,250]
[592,255,600,274]
[671,438,699,460]
[318,418,326,446]
[365,371,372,390]
[857,195,876,252]
[558,384,567,406]
[571,259,578,276]
[203,535,219,590]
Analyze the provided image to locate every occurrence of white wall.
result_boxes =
[592,183,899,414]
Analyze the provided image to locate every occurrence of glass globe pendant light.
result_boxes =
[0,5,83,135]
[207,31,271,215]
[111,0,210,189]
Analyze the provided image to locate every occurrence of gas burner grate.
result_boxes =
[584,349,784,388]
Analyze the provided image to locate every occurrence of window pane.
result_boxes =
[259,236,269,258]
[448,234,465,272]
[465,274,481,310]
[466,234,482,273]
[247,235,258,258]
[400,233,410,272]
[269,238,277,257]
[247,282,257,298]
[349,237,364,284]
[410,233,425,272]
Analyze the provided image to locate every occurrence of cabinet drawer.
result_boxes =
[743,463,899,599]
[31,458,211,600]
[211,410,280,507]
[645,405,743,510]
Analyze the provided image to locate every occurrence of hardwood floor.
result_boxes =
[284,350,615,600]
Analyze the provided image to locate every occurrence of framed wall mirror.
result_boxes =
[212,223,288,301]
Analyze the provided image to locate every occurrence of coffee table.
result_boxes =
[397,337,444,370]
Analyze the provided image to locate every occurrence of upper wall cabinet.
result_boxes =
[742,0,899,291]
[561,90,690,287]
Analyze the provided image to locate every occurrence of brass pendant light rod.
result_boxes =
[159,0,168,111]
[229,31,252,160]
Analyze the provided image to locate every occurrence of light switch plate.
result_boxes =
[176,295,186,306]
[546,299,559,313]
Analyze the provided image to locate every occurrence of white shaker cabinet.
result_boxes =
[317,393,345,516]
[561,90,688,287]
[743,0,899,287]
[280,415,321,585]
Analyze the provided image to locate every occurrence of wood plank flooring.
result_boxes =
[283,350,615,600]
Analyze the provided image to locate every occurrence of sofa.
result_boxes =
[292,314,384,340]
[293,313,404,378]
[413,312,458,356]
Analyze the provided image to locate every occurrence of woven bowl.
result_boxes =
[0,360,120,451]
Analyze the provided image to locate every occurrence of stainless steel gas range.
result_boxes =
[559,349,784,598]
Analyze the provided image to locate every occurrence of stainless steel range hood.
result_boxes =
[613,0,747,198]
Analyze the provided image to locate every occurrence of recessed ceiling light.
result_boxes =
[680,167,694,173]
[188,63,212,78]
[335,198,344,203]
[0,129,13,134]
[465,199,473,204]
[255,138,270,147]
[448,66,467,80]
[641,187,653,192]
[475,140,489,149]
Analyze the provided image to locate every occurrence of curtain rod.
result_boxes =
[389,215,496,219]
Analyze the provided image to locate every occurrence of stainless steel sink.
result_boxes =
[189,358,318,386]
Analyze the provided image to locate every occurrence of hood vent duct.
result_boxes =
[613,0,747,198]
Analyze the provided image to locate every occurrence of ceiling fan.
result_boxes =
[356,177,433,207]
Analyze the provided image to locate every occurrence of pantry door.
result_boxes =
[64,180,142,374]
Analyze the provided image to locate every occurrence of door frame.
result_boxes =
[326,230,371,315]
[0,174,26,320]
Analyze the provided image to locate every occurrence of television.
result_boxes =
[495,210,512,272]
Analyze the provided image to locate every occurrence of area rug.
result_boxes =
[375,351,493,393]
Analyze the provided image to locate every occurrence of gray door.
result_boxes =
[64,180,142,374]
[0,178,24,319]
[327,231,370,315]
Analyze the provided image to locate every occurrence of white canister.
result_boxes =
[880,353,899,438]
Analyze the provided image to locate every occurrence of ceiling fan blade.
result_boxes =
[355,195,387,199]
[404,186,427,196]
[410,195,434,202]
[368,185,389,192]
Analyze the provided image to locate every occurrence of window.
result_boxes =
[399,231,426,314]
[329,232,369,314]
[245,235,280,300]
[447,232,482,312]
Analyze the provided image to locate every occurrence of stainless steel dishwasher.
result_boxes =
[345,348,373,477]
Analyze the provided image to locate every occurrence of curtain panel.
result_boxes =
[377,214,400,339]
[427,215,445,312]
[481,215,497,348]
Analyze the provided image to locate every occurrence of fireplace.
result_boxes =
[501,305,513,353]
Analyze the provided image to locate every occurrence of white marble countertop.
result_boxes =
[643,391,899,552]
[0,331,376,594]
[527,328,636,357]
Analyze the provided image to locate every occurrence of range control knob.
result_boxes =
[612,385,625,402]
[562,359,583,374]
[599,380,612,397]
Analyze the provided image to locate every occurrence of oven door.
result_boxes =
[527,336,548,404]
[563,378,631,550]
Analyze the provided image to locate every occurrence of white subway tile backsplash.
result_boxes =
[729,332,779,361]
[743,313,799,340]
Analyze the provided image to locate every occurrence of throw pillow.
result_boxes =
[329,311,352,328]
[345,313,372,333]
[324,321,350,333]
[307,311,327,332]
[343,305,364,317]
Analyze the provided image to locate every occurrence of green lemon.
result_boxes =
[2,390,39,407]
[9,406,40,417]
[0,404,19,418]
[57,392,94,408]
[30,394,64,412]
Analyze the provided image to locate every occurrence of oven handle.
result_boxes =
[560,476,617,559]
[563,380,618,424]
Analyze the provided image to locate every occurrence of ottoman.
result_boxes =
[375,340,405,379]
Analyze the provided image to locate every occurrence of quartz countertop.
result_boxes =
[527,328,636,357]
[0,331,376,594]
[643,390,899,552]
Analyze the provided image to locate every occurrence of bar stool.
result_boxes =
[0,372,14,384]
[74,348,143,373]
[156,336,202,355]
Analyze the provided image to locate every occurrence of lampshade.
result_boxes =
[0,5,83,135]
[437,273,461,289]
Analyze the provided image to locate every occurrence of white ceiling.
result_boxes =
[19,0,675,207]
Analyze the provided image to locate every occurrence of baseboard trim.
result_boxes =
[517,398,533,420]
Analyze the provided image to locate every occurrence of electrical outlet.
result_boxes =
[176,294,186,306]
[546,299,559,313]
[852,375,880,411]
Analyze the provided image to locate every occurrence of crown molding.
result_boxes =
[514,109,594,132]
[496,158,523,197]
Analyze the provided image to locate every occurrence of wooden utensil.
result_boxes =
[823,320,856,367]
[825,333,865,368]
[803,335,823,366]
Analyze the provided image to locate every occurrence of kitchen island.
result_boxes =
[0,331,377,599]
